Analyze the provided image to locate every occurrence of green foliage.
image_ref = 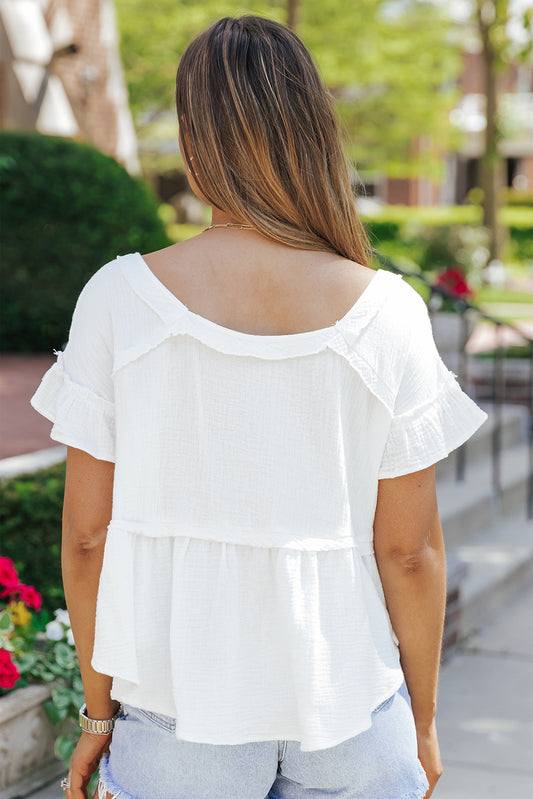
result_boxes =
[362,206,533,267]
[115,0,460,176]
[364,205,481,225]
[475,342,532,359]
[0,462,66,612]
[167,223,204,242]
[510,224,533,262]
[0,131,171,353]
[28,614,99,789]
[502,189,533,207]
[37,637,84,759]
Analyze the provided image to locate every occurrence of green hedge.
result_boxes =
[0,132,171,353]
[362,209,533,267]
[0,462,66,612]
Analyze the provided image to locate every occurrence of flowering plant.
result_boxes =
[433,266,475,312]
[0,556,42,690]
[0,557,84,768]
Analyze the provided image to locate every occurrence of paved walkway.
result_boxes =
[0,353,54,459]
[26,583,533,799]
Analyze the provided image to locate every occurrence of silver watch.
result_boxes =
[79,702,123,735]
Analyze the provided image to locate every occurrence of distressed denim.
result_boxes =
[98,680,429,799]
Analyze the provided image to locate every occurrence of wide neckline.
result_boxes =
[132,251,385,343]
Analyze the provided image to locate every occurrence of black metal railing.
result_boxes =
[375,252,533,520]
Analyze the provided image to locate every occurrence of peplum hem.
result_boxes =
[378,367,489,479]
[30,350,115,462]
[92,524,405,752]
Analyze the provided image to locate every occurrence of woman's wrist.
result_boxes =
[84,698,121,720]
[414,715,437,735]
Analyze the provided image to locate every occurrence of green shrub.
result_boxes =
[364,219,401,244]
[502,189,533,207]
[362,205,532,269]
[0,132,171,352]
[509,226,533,262]
[0,462,66,612]
[361,205,480,227]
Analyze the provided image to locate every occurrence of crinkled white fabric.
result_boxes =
[93,527,404,751]
[30,252,488,751]
[30,350,115,463]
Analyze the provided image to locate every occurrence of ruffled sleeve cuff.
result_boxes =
[377,371,488,480]
[30,351,115,463]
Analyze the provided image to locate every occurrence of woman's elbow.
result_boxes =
[375,535,444,577]
[62,523,108,555]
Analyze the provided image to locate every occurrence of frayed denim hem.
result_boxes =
[98,753,137,799]
[400,768,429,799]
[400,784,429,799]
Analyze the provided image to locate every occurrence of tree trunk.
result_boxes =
[287,0,301,31]
[477,1,504,263]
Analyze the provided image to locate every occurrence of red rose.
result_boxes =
[0,583,24,601]
[436,268,473,299]
[0,557,19,590]
[0,649,20,690]
[18,584,42,611]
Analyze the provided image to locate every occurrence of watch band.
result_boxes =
[79,702,123,735]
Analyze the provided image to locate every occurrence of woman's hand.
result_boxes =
[416,719,443,798]
[64,731,112,799]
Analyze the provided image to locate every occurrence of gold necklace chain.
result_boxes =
[203,223,255,232]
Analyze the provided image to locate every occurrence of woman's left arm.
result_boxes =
[62,445,118,798]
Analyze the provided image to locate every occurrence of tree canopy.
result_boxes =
[115,0,461,177]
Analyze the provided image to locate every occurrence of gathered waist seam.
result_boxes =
[106,519,374,554]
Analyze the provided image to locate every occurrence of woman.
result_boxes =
[31,15,488,799]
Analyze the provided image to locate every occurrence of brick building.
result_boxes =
[368,48,533,206]
[0,0,138,173]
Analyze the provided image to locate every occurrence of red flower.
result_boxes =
[0,557,19,590]
[0,583,23,601]
[0,649,20,690]
[18,584,42,611]
[436,267,473,300]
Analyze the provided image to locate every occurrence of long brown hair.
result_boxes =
[175,15,371,267]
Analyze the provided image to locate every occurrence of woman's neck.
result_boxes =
[210,207,248,226]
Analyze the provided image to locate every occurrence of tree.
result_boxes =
[286,0,301,29]
[114,0,460,178]
[471,0,532,261]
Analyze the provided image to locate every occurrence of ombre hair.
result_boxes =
[175,15,371,266]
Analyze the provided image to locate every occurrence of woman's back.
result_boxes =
[30,243,487,752]
[27,14,490,797]
[142,232,375,337]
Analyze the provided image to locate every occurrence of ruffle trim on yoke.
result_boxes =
[113,254,403,419]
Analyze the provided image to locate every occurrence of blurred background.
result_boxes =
[0,2,531,798]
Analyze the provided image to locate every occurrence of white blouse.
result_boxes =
[30,252,488,751]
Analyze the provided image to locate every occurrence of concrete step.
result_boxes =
[435,401,528,481]
[450,512,533,641]
[437,438,531,547]
[0,445,67,479]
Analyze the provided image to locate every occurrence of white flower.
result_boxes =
[45,620,64,641]
[54,609,70,626]
[66,628,75,647]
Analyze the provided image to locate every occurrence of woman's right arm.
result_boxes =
[373,463,446,798]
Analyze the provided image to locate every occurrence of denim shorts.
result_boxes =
[98,681,429,799]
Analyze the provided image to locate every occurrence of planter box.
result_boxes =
[0,685,63,799]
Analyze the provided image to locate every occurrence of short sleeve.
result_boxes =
[30,265,115,462]
[377,287,488,480]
